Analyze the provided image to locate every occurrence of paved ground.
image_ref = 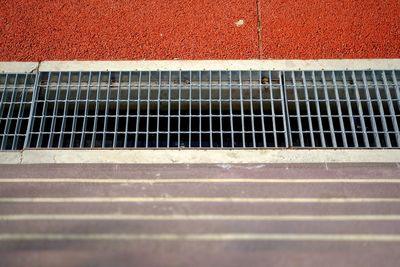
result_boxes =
[0,163,399,266]
[1,0,399,60]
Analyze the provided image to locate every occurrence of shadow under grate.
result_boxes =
[25,71,288,148]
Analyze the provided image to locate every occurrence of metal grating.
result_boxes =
[285,70,400,148]
[0,70,399,151]
[25,71,287,148]
[0,73,36,150]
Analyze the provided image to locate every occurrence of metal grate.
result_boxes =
[25,71,287,148]
[285,70,400,148]
[0,70,399,151]
[0,74,36,150]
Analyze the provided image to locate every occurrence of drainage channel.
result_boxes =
[0,70,399,150]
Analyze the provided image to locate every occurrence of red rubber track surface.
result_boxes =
[0,0,399,60]
[261,0,400,59]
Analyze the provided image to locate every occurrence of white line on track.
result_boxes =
[1,178,400,183]
[1,214,400,221]
[1,233,400,242]
[1,197,400,203]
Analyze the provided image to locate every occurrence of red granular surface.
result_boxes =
[1,0,399,60]
[261,0,400,59]
[0,0,258,61]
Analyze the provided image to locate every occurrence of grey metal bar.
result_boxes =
[58,72,70,148]
[1,74,18,149]
[145,72,151,148]
[134,71,142,148]
[258,71,267,147]
[209,70,213,148]
[280,71,289,148]
[38,73,52,148]
[177,71,182,147]
[12,74,29,150]
[342,71,358,147]
[331,71,347,148]
[48,72,62,148]
[79,72,91,148]
[321,71,337,147]
[302,71,315,147]
[167,71,171,148]
[124,72,131,148]
[219,71,223,148]
[229,71,234,147]
[239,71,246,147]
[101,72,111,148]
[199,71,202,148]
[269,71,277,147]
[91,72,101,148]
[292,71,304,147]
[381,71,400,146]
[249,71,256,147]
[311,71,326,147]
[156,72,161,148]
[371,70,391,147]
[113,72,122,148]
[24,73,40,149]
[351,71,369,147]
[189,71,192,148]
[361,71,380,147]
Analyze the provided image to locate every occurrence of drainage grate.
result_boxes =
[0,74,36,150]
[1,70,399,151]
[284,70,400,148]
[25,71,287,148]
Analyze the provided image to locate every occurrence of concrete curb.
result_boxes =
[0,150,399,164]
[1,59,400,73]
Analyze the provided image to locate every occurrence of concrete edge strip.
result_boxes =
[1,59,400,73]
[0,149,399,164]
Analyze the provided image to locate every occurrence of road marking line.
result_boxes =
[1,233,400,242]
[1,197,400,203]
[1,214,400,221]
[1,178,400,184]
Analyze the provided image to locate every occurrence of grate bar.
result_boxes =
[322,71,337,147]
[362,71,381,147]
[332,71,347,147]
[312,71,326,147]
[382,71,400,146]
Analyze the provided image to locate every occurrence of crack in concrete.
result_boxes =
[29,61,41,74]
[19,150,23,164]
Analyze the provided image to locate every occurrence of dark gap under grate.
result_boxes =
[285,70,400,148]
[0,73,36,150]
[25,71,287,148]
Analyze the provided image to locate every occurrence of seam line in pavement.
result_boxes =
[256,0,263,58]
